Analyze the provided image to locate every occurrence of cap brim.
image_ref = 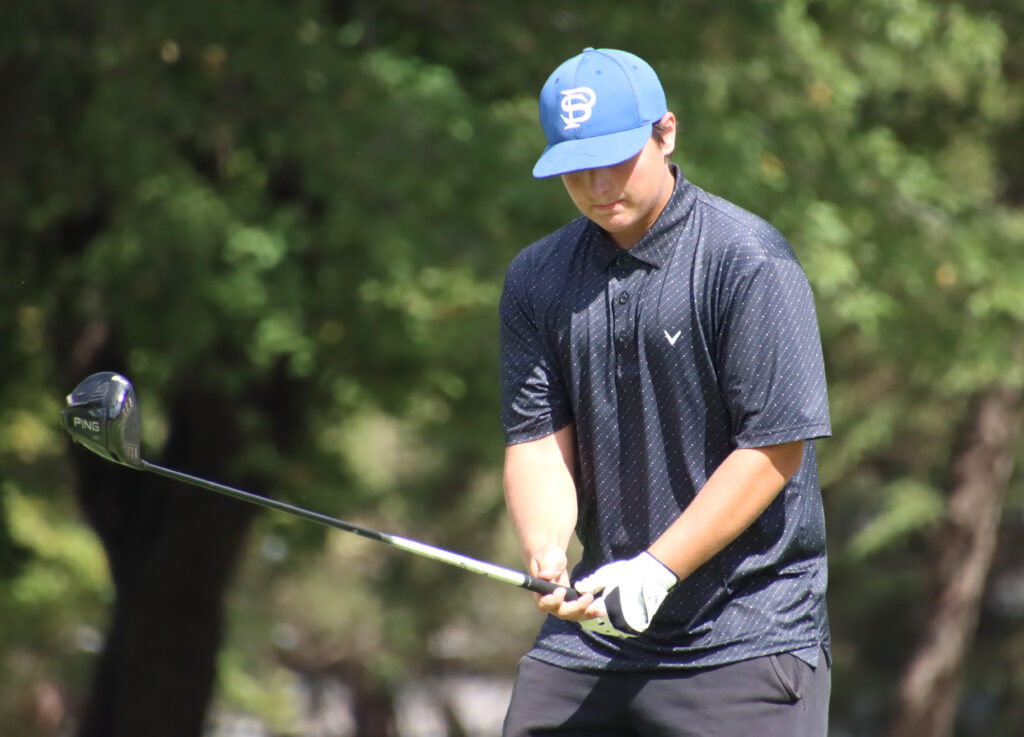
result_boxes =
[533,125,652,178]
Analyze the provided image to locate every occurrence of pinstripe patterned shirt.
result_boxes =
[500,166,831,670]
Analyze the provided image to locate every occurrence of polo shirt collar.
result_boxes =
[590,164,694,270]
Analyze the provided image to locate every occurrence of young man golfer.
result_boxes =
[500,48,832,736]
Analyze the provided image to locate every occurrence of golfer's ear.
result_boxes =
[659,112,677,158]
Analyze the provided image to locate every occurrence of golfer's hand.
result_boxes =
[574,552,678,638]
[530,545,596,620]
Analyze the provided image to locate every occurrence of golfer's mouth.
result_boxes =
[594,200,623,212]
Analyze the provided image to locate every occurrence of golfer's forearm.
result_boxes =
[648,440,805,580]
[503,425,578,567]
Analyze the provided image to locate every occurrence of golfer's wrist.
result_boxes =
[526,542,568,578]
[646,539,692,581]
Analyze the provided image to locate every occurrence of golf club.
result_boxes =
[60,371,578,601]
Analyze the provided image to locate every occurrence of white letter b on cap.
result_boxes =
[560,87,596,130]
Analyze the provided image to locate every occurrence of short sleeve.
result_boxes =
[715,252,831,448]
[499,258,574,445]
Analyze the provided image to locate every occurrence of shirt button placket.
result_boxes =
[611,254,635,374]
[615,292,630,364]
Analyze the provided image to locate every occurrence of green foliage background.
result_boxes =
[1,1,1022,734]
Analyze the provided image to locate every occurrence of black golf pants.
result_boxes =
[503,650,830,737]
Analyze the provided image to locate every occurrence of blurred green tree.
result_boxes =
[0,1,1021,736]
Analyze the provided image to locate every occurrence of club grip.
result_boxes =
[523,576,580,601]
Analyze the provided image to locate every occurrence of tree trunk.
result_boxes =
[72,383,257,737]
[887,386,1023,737]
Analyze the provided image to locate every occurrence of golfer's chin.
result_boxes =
[590,210,643,247]
[587,205,621,227]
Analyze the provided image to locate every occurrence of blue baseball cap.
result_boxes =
[533,48,667,178]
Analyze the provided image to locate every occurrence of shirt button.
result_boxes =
[617,292,630,305]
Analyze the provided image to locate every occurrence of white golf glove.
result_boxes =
[575,552,678,638]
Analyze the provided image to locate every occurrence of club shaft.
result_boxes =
[139,461,575,599]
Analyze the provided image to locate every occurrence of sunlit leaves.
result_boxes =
[846,479,946,560]
[1,0,1022,734]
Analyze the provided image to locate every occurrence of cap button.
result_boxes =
[583,47,595,52]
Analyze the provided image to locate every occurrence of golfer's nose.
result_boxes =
[587,167,615,198]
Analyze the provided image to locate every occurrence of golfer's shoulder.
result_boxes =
[693,187,795,263]
[506,217,589,283]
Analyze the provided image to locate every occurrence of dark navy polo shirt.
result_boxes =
[499,166,831,671]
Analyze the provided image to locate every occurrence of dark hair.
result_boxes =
[651,120,669,145]
[651,120,673,163]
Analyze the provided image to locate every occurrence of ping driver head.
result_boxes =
[60,372,143,468]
